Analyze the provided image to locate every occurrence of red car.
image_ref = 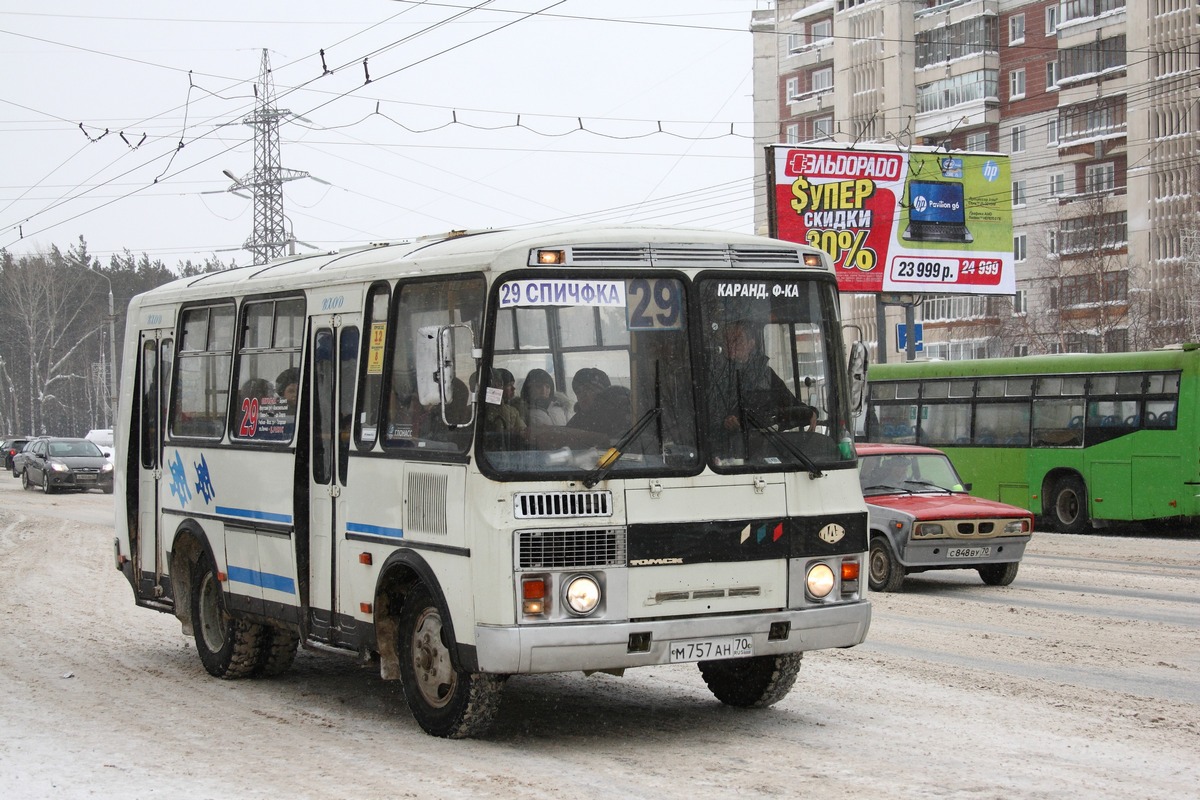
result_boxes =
[857,443,1034,592]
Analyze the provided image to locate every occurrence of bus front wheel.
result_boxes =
[1050,475,1089,534]
[868,536,906,592]
[698,652,802,707]
[398,584,503,738]
[191,552,263,679]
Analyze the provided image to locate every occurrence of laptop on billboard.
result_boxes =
[902,180,973,243]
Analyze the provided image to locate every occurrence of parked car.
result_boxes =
[20,436,114,494]
[857,443,1034,592]
[84,428,115,465]
[2,437,31,474]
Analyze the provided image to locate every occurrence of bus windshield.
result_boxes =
[698,275,845,470]
[481,275,699,478]
[480,272,849,479]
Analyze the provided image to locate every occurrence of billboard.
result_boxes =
[768,144,1014,296]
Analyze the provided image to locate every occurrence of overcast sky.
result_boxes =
[1,0,766,266]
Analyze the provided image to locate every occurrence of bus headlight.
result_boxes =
[806,563,835,598]
[563,574,601,616]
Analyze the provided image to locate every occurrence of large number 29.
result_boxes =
[627,279,681,330]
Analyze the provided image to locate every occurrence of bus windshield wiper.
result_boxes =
[583,406,663,488]
[741,408,824,479]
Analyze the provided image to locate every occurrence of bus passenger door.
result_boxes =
[136,333,172,600]
[306,323,360,643]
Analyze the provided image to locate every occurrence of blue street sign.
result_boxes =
[896,323,924,352]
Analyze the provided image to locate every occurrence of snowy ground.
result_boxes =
[1,478,1197,799]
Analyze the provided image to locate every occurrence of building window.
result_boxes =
[1013,289,1027,315]
[812,67,834,93]
[1046,60,1059,90]
[915,70,999,113]
[965,132,989,151]
[1009,14,1025,45]
[1012,180,1027,207]
[914,16,998,69]
[785,123,800,144]
[1048,172,1065,196]
[1047,118,1059,146]
[1010,125,1026,153]
[813,116,834,139]
[788,33,804,54]
[1010,68,1026,100]
[786,77,800,100]
[1013,344,1030,357]
[1045,5,1058,35]
[1048,229,1059,254]
[1059,36,1127,84]
[1085,162,1116,194]
[810,18,832,44]
[1014,233,1027,262]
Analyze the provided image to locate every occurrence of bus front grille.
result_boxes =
[513,490,613,519]
[516,527,627,570]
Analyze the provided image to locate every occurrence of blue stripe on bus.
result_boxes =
[215,506,293,525]
[226,565,296,594]
[346,521,405,539]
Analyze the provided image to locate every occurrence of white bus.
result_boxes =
[113,225,872,738]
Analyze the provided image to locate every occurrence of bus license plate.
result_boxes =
[668,636,753,663]
[947,546,990,559]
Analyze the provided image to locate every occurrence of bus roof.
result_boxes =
[131,224,832,306]
[869,344,1200,380]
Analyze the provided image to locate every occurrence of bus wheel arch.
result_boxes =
[168,522,212,635]
[1045,471,1089,534]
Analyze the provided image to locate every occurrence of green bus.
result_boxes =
[861,345,1197,533]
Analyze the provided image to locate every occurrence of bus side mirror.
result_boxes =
[415,325,453,406]
[847,340,869,415]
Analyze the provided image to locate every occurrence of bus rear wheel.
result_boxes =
[254,624,300,677]
[1050,475,1089,534]
[698,652,802,708]
[398,584,503,738]
[191,552,263,679]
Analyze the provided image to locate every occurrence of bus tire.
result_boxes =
[868,536,906,592]
[191,552,263,679]
[698,652,802,708]
[978,561,1020,586]
[254,625,300,677]
[398,583,503,738]
[1050,475,1089,534]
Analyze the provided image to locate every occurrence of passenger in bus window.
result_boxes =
[714,321,816,434]
[275,367,300,414]
[567,368,631,438]
[477,368,526,449]
[520,368,569,427]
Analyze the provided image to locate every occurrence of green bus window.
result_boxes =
[919,402,970,445]
[1032,399,1084,446]
[923,381,949,399]
[975,402,1030,446]
[977,379,1005,398]
[1006,377,1032,396]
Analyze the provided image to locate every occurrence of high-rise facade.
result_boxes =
[752,0,1200,361]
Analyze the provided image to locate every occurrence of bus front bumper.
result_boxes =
[472,600,871,675]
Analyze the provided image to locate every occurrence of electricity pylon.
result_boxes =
[225,49,310,264]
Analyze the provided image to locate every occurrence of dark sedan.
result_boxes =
[3,437,31,474]
[20,437,114,494]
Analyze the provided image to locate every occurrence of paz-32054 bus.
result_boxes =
[113,225,871,738]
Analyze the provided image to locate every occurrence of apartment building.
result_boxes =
[752,0,1200,361]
